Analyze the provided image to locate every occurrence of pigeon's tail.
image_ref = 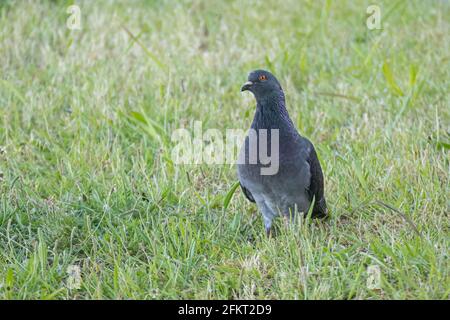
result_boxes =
[312,197,328,218]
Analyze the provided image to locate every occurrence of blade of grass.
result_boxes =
[223,181,240,210]
[122,25,165,70]
[382,61,404,97]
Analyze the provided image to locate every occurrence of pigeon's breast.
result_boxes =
[237,136,312,215]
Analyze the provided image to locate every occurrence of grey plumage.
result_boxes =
[238,70,327,236]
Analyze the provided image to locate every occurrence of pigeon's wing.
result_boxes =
[240,182,256,203]
[306,144,327,217]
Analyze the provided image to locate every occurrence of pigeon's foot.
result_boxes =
[265,227,272,238]
[262,214,274,238]
[282,215,290,227]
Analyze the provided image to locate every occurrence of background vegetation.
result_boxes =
[0,0,448,299]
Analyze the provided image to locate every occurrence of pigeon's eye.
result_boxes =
[259,75,267,81]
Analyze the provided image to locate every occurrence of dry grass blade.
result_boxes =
[375,200,422,238]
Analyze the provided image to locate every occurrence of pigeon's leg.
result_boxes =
[263,216,273,238]
[280,205,304,232]
[282,206,295,224]
[282,215,289,227]
[257,201,275,238]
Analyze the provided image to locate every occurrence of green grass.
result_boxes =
[0,0,449,299]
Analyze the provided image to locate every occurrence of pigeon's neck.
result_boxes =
[251,90,296,133]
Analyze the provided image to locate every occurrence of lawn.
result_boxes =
[0,0,448,299]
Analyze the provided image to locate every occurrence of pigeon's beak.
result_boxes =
[241,81,253,92]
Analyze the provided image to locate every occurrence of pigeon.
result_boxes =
[238,70,327,236]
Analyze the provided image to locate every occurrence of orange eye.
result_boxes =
[259,74,267,81]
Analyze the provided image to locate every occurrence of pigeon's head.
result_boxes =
[241,70,282,100]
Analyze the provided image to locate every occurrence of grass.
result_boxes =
[0,0,449,299]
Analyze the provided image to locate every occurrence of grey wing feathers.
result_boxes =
[306,145,327,217]
[240,182,255,203]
